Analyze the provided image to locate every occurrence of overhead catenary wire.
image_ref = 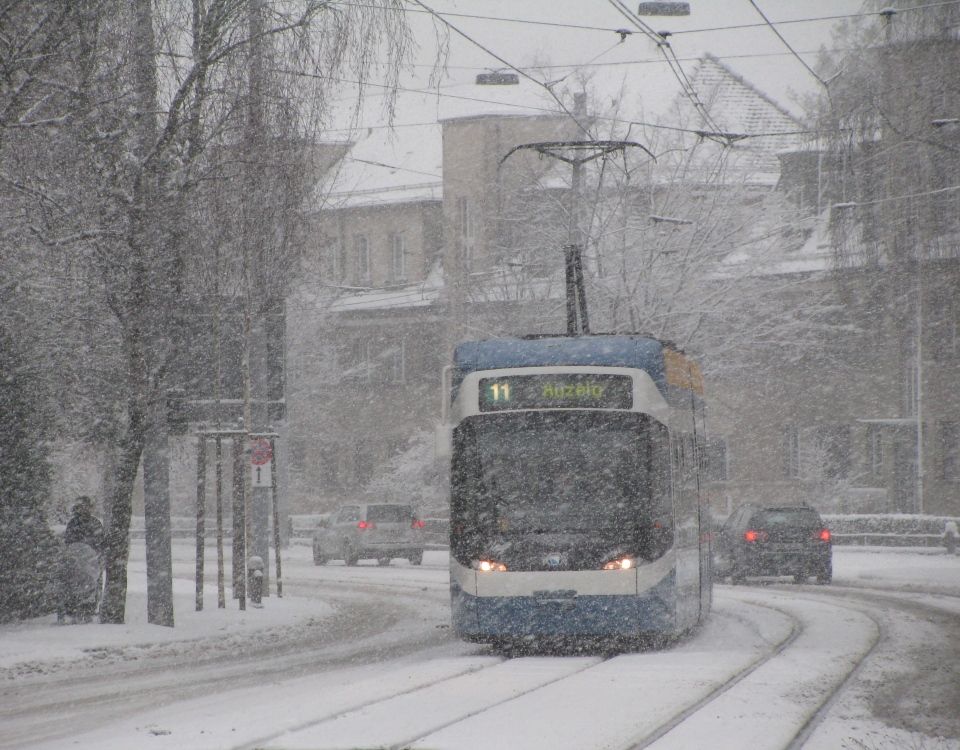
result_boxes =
[334,0,960,38]
[747,0,830,88]
[605,0,728,141]
[279,66,717,138]
[279,66,856,145]
[832,183,960,208]
[402,0,596,139]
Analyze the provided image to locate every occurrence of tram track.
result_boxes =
[8,560,956,750]
[0,582,455,750]
[231,571,881,750]
[783,596,884,750]
[784,583,960,745]
[243,598,799,750]
[627,599,805,750]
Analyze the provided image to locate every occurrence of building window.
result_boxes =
[318,446,340,489]
[932,319,958,361]
[903,360,919,417]
[705,438,728,482]
[390,233,406,282]
[816,424,851,480]
[868,426,884,480]
[349,338,371,382]
[457,196,474,271]
[329,243,347,282]
[783,424,800,479]
[388,339,406,383]
[942,421,960,482]
[354,235,370,285]
[354,441,373,485]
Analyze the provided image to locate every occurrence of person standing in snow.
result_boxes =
[64,496,104,553]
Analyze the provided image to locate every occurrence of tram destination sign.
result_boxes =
[479,373,633,411]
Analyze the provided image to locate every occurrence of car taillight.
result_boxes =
[472,559,507,572]
[411,519,425,529]
[357,520,375,530]
[818,528,831,542]
[602,556,636,571]
[744,529,767,542]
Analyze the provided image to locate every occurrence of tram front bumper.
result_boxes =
[451,572,677,639]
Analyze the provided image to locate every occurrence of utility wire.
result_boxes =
[382,46,865,72]
[334,0,960,38]
[606,0,726,140]
[833,183,960,208]
[345,156,443,179]
[281,66,850,141]
[403,0,595,139]
[747,0,829,88]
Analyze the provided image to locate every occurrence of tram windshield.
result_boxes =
[451,411,672,567]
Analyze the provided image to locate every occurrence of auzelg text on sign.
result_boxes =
[541,382,605,399]
[479,373,633,411]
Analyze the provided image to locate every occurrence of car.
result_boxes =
[312,503,425,567]
[714,504,832,584]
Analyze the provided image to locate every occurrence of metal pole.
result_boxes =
[501,140,654,337]
[569,155,585,334]
[270,437,283,597]
[195,435,206,611]
[573,242,590,334]
[232,436,246,609]
[564,245,578,335]
[216,435,225,608]
[916,259,924,513]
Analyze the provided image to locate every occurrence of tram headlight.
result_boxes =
[601,556,636,571]
[472,559,508,572]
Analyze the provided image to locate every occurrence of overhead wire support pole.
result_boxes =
[500,140,655,336]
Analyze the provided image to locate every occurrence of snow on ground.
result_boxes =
[0,543,334,673]
[3,545,958,750]
[832,545,960,597]
[4,544,954,673]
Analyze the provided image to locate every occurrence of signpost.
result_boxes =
[251,438,273,487]
[249,433,282,598]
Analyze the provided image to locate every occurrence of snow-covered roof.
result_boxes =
[317,122,443,209]
[327,263,444,313]
[317,78,566,209]
[674,55,809,182]
[717,208,834,278]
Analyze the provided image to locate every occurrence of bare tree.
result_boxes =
[2,0,419,623]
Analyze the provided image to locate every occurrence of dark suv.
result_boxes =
[714,504,832,584]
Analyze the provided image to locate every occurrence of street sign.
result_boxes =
[252,461,273,487]
[251,438,273,466]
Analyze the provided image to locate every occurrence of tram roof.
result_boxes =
[453,335,669,391]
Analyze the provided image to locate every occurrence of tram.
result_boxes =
[438,334,711,646]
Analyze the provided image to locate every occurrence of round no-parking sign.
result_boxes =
[251,438,273,466]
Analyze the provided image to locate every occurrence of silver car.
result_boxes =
[313,503,425,566]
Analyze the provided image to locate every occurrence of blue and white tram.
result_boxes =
[438,334,712,646]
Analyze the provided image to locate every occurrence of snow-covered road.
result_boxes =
[2,544,958,750]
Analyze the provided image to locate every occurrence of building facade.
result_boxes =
[283,51,960,520]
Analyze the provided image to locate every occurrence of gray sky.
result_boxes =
[322,1,871,194]
[391,0,868,120]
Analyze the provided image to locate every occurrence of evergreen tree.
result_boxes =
[0,323,58,622]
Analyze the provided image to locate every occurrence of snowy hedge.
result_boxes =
[823,514,960,547]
